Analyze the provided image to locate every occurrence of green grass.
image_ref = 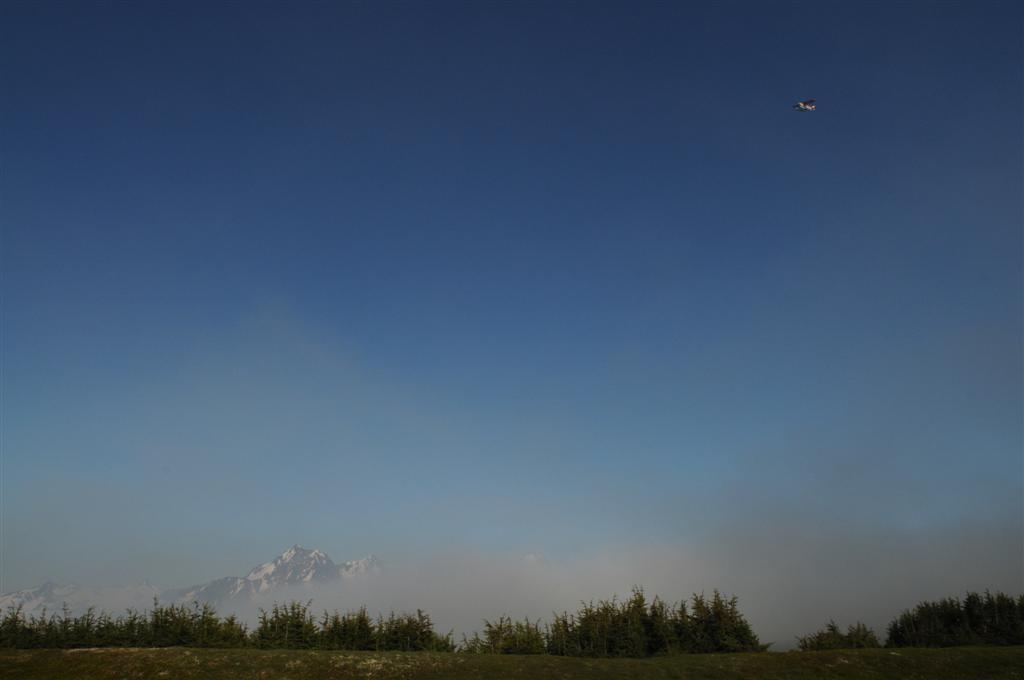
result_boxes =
[2,647,1023,679]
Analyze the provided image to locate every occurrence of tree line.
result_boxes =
[0,600,454,652]
[0,589,761,656]
[462,589,764,656]
[885,591,1024,647]
[2,589,1021,653]
[799,591,1023,650]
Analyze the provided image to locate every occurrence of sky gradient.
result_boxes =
[2,0,1021,642]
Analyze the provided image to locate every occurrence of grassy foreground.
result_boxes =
[2,647,1024,679]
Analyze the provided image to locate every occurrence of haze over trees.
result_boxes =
[462,589,764,656]
[0,589,765,656]
[4,590,1021,656]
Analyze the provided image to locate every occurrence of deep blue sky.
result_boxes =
[2,0,1021,615]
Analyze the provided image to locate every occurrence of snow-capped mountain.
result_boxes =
[0,546,381,617]
[165,546,382,605]
[246,545,362,589]
[0,581,162,618]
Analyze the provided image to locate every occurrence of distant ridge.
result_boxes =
[0,545,382,617]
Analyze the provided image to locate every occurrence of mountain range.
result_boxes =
[0,545,381,617]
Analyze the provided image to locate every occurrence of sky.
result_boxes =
[1,0,1021,644]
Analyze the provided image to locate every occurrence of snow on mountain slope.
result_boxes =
[340,554,383,577]
[245,545,341,590]
[0,546,380,617]
[0,581,162,618]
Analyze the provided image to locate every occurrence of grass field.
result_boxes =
[2,647,1023,679]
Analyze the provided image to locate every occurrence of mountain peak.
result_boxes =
[244,545,339,589]
[280,544,307,561]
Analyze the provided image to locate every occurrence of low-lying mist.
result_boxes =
[217,515,1020,649]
